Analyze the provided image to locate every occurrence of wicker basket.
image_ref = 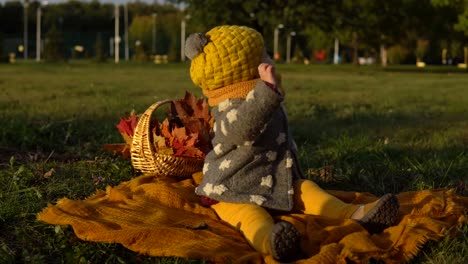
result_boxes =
[130,100,204,178]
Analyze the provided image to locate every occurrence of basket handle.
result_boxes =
[130,100,173,170]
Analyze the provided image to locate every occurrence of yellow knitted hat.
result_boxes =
[186,25,264,91]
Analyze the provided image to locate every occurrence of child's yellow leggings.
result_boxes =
[211,179,360,255]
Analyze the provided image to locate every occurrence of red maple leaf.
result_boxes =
[105,112,138,157]
[116,113,138,138]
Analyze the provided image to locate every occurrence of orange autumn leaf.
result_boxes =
[169,92,213,157]
[160,119,172,140]
[172,126,189,142]
[172,133,204,158]
[106,91,213,160]
[171,92,213,126]
[102,143,131,158]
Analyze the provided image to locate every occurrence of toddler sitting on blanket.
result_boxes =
[185,25,399,262]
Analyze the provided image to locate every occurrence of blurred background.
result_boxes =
[1,2,468,263]
[0,0,467,67]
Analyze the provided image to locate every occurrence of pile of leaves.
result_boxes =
[104,92,213,160]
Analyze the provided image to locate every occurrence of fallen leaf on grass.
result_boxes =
[307,165,335,183]
[102,143,130,158]
[43,168,56,178]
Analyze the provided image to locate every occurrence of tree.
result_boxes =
[44,25,66,62]
[0,1,24,35]
[454,9,468,36]
[0,32,4,56]
[129,15,153,60]
[0,0,465,64]
[432,0,468,35]
[94,32,106,62]
[180,0,338,54]
[0,32,9,63]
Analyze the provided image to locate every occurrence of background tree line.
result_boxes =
[0,0,467,65]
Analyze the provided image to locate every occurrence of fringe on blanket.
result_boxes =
[37,174,468,264]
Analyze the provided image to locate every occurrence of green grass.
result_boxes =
[0,61,467,263]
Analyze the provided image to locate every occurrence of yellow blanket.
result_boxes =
[37,174,468,263]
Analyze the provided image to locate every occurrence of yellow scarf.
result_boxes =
[202,79,258,106]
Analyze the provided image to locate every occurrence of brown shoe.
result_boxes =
[270,221,301,262]
[358,193,399,234]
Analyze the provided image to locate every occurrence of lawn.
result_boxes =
[0,61,467,263]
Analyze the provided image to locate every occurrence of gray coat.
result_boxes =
[195,80,303,211]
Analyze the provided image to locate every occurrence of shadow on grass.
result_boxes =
[383,65,468,74]
[288,103,467,146]
[288,108,467,196]
[2,106,466,196]
[0,116,124,164]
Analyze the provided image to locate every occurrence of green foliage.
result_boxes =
[184,0,338,52]
[0,33,8,63]
[41,0,114,33]
[1,0,468,64]
[412,225,468,263]
[93,32,107,63]
[0,32,3,55]
[302,26,333,52]
[415,39,430,61]
[129,15,154,59]
[450,40,463,58]
[44,25,66,62]
[133,43,149,62]
[0,1,23,35]
[454,9,468,35]
[387,44,412,65]
[158,11,182,61]
[128,8,182,61]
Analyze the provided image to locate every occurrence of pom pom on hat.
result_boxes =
[188,25,264,91]
[185,33,208,60]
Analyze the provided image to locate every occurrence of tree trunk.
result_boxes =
[352,32,358,65]
[380,43,387,67]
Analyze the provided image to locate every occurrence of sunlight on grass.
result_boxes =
[0,62,466,263]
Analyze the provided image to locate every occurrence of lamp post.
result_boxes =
[286,31,296,64]
[180,14,190,62]
[36,1,47,62]
[114,4,120,64]
[273,24,283,61]
[333,38,340,64]
[23,0,29,60]
[152,12,157,55]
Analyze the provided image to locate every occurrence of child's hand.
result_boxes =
[258,63,277,90]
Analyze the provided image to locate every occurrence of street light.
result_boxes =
[180,14,190,62]
[286,31,296,64]
[152,12,157,55]
[36,1,48,62]
[273,24,283,61]
[23,0,29,60]
[333,38,340,64]
[114,4,120,63]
